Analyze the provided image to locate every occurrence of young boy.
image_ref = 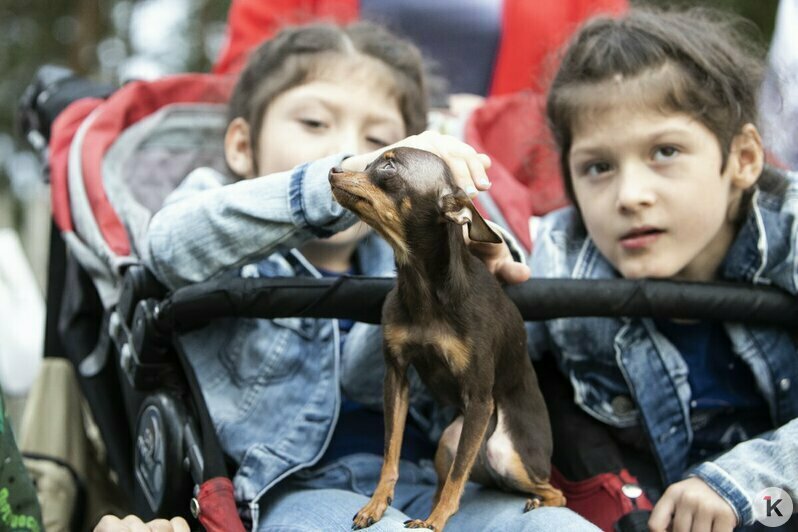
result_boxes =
[535,8,798,531]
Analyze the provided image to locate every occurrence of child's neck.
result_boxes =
[299,240,357,274]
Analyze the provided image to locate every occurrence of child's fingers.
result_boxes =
[169,517,191,532]
[431,137,491,194]
[712,512,736,532]
[445,157,476,196]
[120,515,150,532]
[496,261,530,285]
[649,496,676,532]
[146,520,179,532]
[691,510,713,532]
[465,154,491,191]
[671,506,693,532]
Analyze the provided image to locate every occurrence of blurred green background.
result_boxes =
[0,0,781,286]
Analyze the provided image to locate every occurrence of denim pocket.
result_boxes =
[219,317,310,385]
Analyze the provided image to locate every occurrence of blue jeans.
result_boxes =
[257,454,598,531]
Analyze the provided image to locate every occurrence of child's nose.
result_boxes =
[615,167,656,212]
[333,130,363,156]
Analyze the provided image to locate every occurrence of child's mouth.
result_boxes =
[619,227,664,250]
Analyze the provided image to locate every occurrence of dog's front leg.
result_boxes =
[406,396,494,531]
[352,357,409,530]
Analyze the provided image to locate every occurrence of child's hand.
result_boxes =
[341,131,492,197]
[649,477,737,532]
[94,515,190,532]
[464,221,531,285]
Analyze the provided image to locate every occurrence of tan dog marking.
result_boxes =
[486,409,566,508]
[344,179,410,263]
[384,324,470,375]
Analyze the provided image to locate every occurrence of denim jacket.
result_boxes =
[141,154,476,524]
[528,170,798,525]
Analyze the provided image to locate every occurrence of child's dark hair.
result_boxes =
[228,21,428,167]
[546,8,766,205]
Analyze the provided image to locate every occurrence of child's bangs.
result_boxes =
[553,62,701,133]
[306,51,401,98]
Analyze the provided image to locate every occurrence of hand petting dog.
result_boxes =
[342,131,493,199]
[343,131,530,286]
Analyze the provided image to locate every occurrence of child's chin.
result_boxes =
[323,222,372,245]
[618,263,673,280]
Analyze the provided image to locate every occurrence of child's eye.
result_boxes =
[653,145,679,161]
[367,136,389,148]
[582,161,612,178]
[298,118,327,130]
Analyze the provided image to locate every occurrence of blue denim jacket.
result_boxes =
[528,170,798,525]
[142,155,460,524]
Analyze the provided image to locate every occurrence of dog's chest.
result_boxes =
[384,321,471,376]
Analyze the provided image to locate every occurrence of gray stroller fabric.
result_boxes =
[67,103,228,308]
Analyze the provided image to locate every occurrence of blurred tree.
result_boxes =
[634,0,778,40]
[0,0,230,221]
[0,0,74,221]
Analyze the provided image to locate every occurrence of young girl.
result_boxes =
[532,8,798,532]
[140,22,592,531]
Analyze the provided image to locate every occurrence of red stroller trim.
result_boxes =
[464,91,569,252]
[50,97,105,234]
[195,477,247,532]
[551,466,654,532]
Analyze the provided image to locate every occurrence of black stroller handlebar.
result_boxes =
[154,276,798,332]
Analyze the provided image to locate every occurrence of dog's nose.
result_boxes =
[329,166,343,182]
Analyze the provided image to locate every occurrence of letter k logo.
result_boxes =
[756,488,791,526]
[764,495,783,517]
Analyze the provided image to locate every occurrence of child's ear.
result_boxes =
[728,123,764,190]
[439,189,502,244]
[224,117,256,178]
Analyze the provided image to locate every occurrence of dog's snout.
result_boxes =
[328,166,343,183]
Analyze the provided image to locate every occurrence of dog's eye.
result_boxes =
[381,160,396,172]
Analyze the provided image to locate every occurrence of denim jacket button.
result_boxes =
[611,395,634,415]
[780,378,791,392]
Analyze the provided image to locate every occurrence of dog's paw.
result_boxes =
[404,519,436,530]
[352,497,392,530]
[523,496,542,512]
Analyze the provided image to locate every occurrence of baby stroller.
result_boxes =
[19,66,798,531]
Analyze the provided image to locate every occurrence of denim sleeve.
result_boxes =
[142,153,357,289]
[688,417,798,525]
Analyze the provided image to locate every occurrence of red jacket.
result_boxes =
[213,0,627,95]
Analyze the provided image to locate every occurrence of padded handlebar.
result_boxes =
[155,276,798,332]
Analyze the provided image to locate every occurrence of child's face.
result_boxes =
[568,107,754,281]
[255,77,405,175]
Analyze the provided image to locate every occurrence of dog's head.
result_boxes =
[329,148,500,262]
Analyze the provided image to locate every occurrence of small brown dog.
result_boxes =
[330,147,564,531]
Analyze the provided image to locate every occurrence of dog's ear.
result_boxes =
[439,189,502,244]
